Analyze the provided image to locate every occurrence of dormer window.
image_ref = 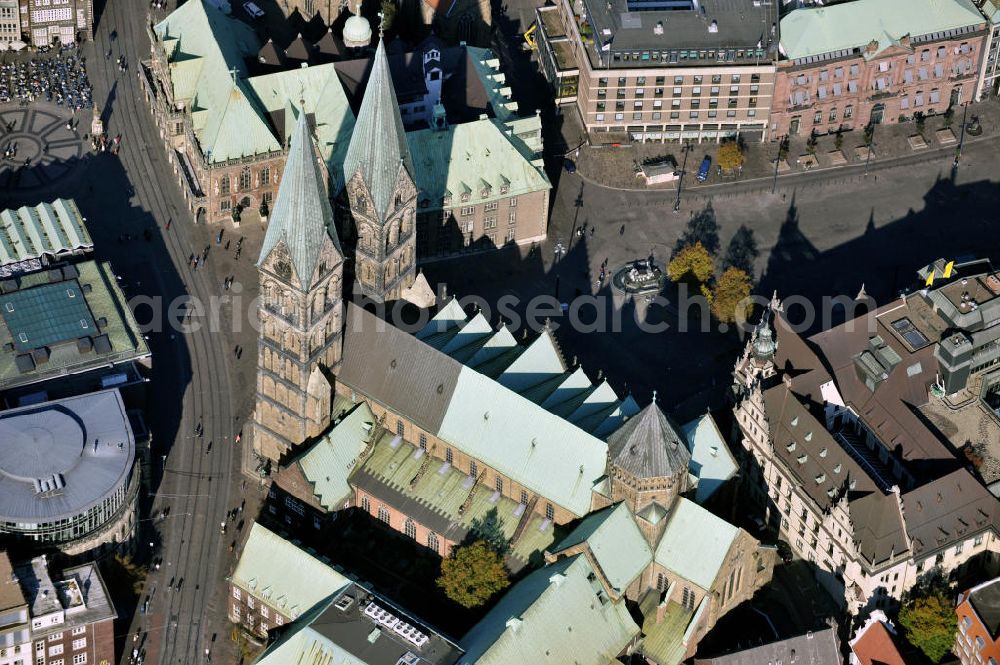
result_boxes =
[460,192,470,202]
[481,188,491,198]
[500,185,509,195]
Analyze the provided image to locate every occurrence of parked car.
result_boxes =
[243,1,264,18]
[696,156,712,182]
[563,158,577,174]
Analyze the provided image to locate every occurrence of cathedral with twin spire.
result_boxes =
[253,33,416,463]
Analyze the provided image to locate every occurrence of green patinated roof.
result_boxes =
[244,63,356,180]
[154,0,262,163]
[355,432,556,563]
[0,199,92,266]
[654,498,739,590]
[155,1,355,167]
[638,592,694,665]
[982,0,1000,22]
[256,109,343,289]
[233,523,350,619]
[0,261,149,391]
[780,0,986,61]
[439,366,610,517]
[682,414,738,505]
[407,118,550,209]
[295,402,377,511]
[466,46,519,122]
[458,555,640,665]
[551,503,652,595]
[342,37,414,224]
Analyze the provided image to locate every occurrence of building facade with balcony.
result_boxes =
[772,0,987,137]
[535,0,779,143]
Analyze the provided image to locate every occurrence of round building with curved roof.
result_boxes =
[0,388,138,556]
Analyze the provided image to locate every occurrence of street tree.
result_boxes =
[711,267,753,323]
[717,140,745,171]
[668,242,714,285]
[898,588,957,663]
[673,204,720,255]
[723,225,758,277]
[437,540,510,608]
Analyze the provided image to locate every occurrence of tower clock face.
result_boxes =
[275,259,292,281]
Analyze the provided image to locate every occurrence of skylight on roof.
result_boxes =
[891,317,930,350]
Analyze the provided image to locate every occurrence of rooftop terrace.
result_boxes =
[0,261,148,392]
[576,0,779,69]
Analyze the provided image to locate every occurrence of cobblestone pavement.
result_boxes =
[0,102,87,190]
[574,99,1000,191]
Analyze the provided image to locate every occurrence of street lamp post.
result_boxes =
[771,135,786,194]
[674,142,692,212]
[863,121,877,177]
[954,101,969,169]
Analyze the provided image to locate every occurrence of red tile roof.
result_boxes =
[852,621,907,665]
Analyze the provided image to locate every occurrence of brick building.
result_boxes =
[534,0,779,143]
[229,523,350,638]
[957,578,1000,665]
[142,1,549,260]
[11,555,116,665]
[771,0,987,137]
[141,1,355,227]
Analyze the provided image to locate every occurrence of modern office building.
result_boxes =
[0,389,139,557]
[535,0,779,143]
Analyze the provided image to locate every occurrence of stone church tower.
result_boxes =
[254,108,345,463]
[342,35,417,304]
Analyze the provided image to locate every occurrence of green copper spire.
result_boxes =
[341,37,414,224]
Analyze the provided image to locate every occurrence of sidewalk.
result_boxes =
[572,99,1000,191]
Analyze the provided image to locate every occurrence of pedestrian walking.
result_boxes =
[619,224,625,235]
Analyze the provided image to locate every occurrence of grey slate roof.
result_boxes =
[0,389,134,523]
[696,627,841,665]
[341,37,414,224]
[257,109,342,289]
[607,402,690,479]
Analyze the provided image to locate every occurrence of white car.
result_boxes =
[243,1,264,18]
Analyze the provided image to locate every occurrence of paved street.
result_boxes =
[0,3,252,664]
[424,127,1000,417]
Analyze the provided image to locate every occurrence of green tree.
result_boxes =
[467,507,509,555]
[717,140,745,170]
[723,225,758,276]
[668,242,714,285]
[899,588,957,663]
[711,267,753,323]
[437,540,510,608]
